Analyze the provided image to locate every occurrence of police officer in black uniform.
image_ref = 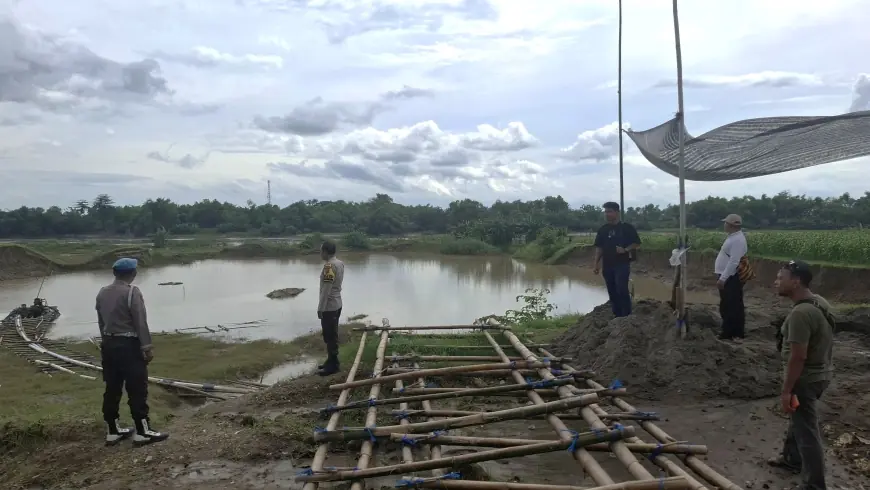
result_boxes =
[96,258,168,446]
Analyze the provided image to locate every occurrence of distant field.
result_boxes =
[571,229,870,267]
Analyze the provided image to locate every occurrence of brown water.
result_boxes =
[0,253,716,341]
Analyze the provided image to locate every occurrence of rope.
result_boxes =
[560,429,580,453]
[396,472,461,488]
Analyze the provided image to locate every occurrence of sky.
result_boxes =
[1,0,869,210]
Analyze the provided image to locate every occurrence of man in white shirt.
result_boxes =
[715,214,748,340]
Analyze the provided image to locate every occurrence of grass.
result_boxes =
[540,229,870,268]
[0,329,329,452]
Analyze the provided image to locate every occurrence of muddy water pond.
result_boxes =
[0,253,715,341]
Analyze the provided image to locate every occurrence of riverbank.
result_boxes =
[0,234,501,281]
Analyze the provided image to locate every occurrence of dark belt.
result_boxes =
[101,332,138,338]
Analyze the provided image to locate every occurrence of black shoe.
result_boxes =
[105,419,134,446]
[133,418,169,447]
[318,356,340,376]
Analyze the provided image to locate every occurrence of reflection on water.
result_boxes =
[260,357,318,384]
[0,253,703,342]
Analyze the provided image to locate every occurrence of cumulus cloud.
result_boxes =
[147,46,284,69]
[558,122,628,162]
[253,86,435,136]
[653,71,825,90]
[264,119,545,193]
[0,18,171,113]
[849,74,870,112]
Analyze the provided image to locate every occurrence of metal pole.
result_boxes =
[617,0,625,214]
[672,0,688,333]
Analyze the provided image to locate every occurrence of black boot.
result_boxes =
[133,418,170,447]
[105,419,133,446]
[318,354,340,376]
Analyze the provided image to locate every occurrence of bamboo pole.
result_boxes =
[410,477,690,490]
[537,348,731,490]
[330,361,556,390]
[352,325,506,332]
[301,330,369,490]
[395,386,624,397]
[617,0,625,215]
[388,355,570,363]
[413,361,444,476]
[393,354,415,465]
[384,368,543,378]
[480,331,613,486]
[34,359,97,380]
[314,394,599,442]
[415,344,549,350]
[348,330,391,490]
[390,409,588,420]
[498,330,655,482]
[298,426,634,482]
[391,434,707,455]
[672,0,688,338]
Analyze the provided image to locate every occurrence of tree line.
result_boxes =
[0,191,868,239]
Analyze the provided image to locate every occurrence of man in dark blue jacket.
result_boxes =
[593,202,641,317]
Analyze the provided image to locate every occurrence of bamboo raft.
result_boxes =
[0,315,264,399]
[298,320,741,490]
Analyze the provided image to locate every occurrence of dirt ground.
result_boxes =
[4,250,869,489]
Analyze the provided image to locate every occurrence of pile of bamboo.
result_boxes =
[297,321,741,490]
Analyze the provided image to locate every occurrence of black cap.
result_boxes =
[783,259,813,285]
[603,201,620,211]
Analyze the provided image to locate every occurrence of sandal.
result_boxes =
[767,456,801,474]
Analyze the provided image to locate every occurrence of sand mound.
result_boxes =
[0,245,61,280]
[552,299,787,401]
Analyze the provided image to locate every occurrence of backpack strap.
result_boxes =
[794,298,837,332]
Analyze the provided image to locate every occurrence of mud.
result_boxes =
[558,245,870,304]
[551,299,790,401]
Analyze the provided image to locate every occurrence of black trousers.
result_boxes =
[100,337,149,423]
[718,274,745,338]
[320,308,342,359]
[782,379,830,490]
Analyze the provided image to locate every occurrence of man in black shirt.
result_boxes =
[593,202,641,317]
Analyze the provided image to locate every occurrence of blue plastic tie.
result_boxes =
[561,429,580,453]
[613,423,625,436]
[635,411,658,419]
[396,471,462,488]
[425,382,436,388]
[323,404,337,414]
[509,361,517,370]
[314,426,328,433]
[398,387,405,393]
[649,442,665,461]
[394,411,410,420]
[368,398,377,407]
[551,368,563,375]
[364,427,377,442]
[541,357,551,366]
[400,435,418,446]
[609,379,623,390]
[297,468,314,476]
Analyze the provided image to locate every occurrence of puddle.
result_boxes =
[260,357,318,385]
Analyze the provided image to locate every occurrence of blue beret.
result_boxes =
[112,257,138,271]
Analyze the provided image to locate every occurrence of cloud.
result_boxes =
[0,18,171,113]
[146,144,211,169]
[253,86,434,136]
[147,46,284,69]
[558,122,627,162]
[653,71,825,90]
[849,74,870,112]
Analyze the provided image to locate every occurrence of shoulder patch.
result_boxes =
[322,263,336,282]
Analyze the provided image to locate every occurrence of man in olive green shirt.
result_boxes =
[769,260,834,490]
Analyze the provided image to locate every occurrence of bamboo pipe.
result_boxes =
[388,355,570,363]
[481,331,614,486]
[390,409,588,420]
[347,331,391,490]
[33,359,97,380]
[314,394,599,442]
[329,361,556,390]
[536,348,719,490]
[391,434,707,455]
[393,355,414,465]
[301,330,369,490]
[497,330,655,482]
[384,368,542,377]
[410,477,690,490]
[298,426,634,483]
[352,325,506,332]
[414,344,550,350]
[413,361,443,475]
[395,387,625,397]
